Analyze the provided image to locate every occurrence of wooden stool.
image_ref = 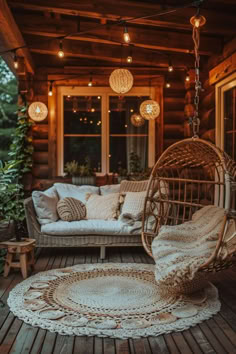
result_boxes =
[0,238,35,279]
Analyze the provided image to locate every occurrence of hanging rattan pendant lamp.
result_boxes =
[109,68,133,94]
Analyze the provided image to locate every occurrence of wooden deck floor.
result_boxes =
[0,246,236,354]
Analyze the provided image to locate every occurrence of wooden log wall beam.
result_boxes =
[8,0,236,36]
[0,0,34,74]
[17,15,221,56]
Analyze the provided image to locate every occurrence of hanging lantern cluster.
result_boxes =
[131,113,145,127]
[109,69,133,94]
[139,100,160,120]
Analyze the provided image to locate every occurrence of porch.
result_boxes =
[0,246,236,354]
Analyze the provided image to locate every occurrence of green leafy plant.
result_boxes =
[64,158,94,177]
[0,102,34,239]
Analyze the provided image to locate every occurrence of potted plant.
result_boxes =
[64,159,96,185]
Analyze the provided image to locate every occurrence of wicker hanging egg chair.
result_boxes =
[142,137,236,276]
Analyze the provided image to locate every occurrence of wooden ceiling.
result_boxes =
[0,0,235,79]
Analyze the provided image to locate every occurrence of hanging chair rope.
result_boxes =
[189,9,203,138]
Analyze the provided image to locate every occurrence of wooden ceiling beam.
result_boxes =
[0,0,34,74]
[26,34,196,69]
[17,15,220,56]
[8,0,236,36]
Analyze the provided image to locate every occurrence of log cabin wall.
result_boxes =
[1,0,235,190]
[163,73,185,150]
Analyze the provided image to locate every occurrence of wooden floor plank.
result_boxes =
[214,314,236,347]
[94,336,103,354]
[73,336,93,354]
[132,338,152,354]
[171,332,194,354]
[182,329,203,353]
[163,334,181,354]
[115,339,130,354]
[8,323,39,354]
[53,335,74,354]
[103,338,116,354]
[206,318,236,353]
[148,336,170,354]
[198,322,227,354]
[189,326,216,354]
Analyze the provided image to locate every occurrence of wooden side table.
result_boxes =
[0,238,35,279]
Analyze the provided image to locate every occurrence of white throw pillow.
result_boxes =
[100,184,120,195]
[54,183,99,203]
[120,191,147,221]
[86,193,120,220]
[32,186,59,225]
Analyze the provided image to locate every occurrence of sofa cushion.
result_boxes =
[54,183,99,203]
[32,186,59,225]
[41,219,141,236]
[86,193,120,220]
[100,184,120,195]
[120,179,149,194]
[120,191,146,222]
[57,197,86,221]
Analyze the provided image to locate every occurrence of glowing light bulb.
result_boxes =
[127,55,132,63]
[123,26,130,43]
[88,76,93,86]
[166,82,171,88]
[48,81,53,96]
[58,41,64,58]
[35,106,41,114]
[168,65,173,72]
[13,53,18,69]
[185,73,190,82]
[190,15,206,28]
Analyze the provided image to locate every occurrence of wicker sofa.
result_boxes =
[24,181,148,259]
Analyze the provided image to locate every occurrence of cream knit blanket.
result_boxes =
[152,205,226,288]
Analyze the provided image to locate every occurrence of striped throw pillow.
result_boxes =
[57,197,86,221]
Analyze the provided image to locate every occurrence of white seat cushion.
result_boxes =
[54,183,99,203]
[41,219,141,236]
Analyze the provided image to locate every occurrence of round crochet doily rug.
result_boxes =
[8,263,220,339]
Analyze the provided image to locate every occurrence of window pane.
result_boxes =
[64,137,101,171]
[109,96,149,173]
[64,96,101,134]
[110,136,148,173]
[110,96,149,134]
[63,95,102,171]
[224,87,236,159]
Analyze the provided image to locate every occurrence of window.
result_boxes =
[216,72,236,159]
[57,87,156,175]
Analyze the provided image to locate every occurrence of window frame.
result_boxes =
[215,71,236,153]
[57,86,156,176]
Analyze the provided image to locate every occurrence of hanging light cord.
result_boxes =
[190,10,202,138]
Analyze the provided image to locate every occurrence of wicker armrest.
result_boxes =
[24,197,41,238]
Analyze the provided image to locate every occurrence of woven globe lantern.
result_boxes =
[28,102,48,122]
[131,113,145,127]
[139,100,160,120]
[109,69,133,94]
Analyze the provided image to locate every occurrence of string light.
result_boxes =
[127,46,133,63]
[190,15,206,28]
[166,80,171,88]
[88,75,93,87]
[48,81,53,96]
[58,40,64,58]
[13,51,18,69]
[168,57,173,72]
[185,71,190,82]
[123,25,131,43]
